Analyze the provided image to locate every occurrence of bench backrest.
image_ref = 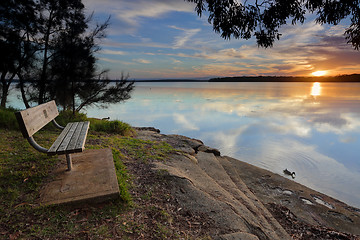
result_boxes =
[15,100,59,138]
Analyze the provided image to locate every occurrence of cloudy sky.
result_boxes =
[83,0,360,80]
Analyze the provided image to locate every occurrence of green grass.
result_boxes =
[0,129,57,208]
[0,129,131,239]
[87,134,176,163]
[0,126,179,239]
[89,118,134,135]
[112,149,132,203]
[0,106,198,239]
[0,107,19,130]
[110,137,176,163]
[55,110,134,135]
[0,107,134,136]
[86,134,176,203]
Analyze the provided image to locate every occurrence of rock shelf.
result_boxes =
[135,127,360,240]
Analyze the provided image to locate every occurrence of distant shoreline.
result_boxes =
[7,74,360,83]
[133,74,360,82]
[208,74,360,82]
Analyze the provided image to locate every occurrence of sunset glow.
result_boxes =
[82,0,360,79]
[312,71,328,77]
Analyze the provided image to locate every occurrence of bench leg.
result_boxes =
[66,154,72,171]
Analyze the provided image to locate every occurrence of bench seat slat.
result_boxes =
[48,123,73,154]
[56,122,79,154]
[74,121,90,151]
[48,121,89,155]
[66,122,85,152]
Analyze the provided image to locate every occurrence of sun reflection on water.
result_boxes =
[311,82,321,97]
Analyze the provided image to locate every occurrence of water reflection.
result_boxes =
[54,82,360,208]
[311,82,321,97]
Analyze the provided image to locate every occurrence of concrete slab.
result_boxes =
[39,148,119,205]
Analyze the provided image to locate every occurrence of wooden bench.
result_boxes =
[15,100,90,171]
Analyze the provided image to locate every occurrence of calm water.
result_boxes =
[8,82,360,208]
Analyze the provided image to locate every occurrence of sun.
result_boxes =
[311,70,328,77]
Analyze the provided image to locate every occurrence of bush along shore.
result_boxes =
[1,107,360,239]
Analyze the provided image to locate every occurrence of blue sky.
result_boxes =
[83,0,360,80]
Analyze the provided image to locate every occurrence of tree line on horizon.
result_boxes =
[119,74,360,82]
[0,0,134,112]
[209,74,360,82]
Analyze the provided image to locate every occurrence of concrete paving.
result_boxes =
[39,148,119,205]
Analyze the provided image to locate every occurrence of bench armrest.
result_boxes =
[27,136,49,153]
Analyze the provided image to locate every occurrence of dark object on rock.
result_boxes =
[283,169,296,179]
[102,117,110,120]
[134,127,161,133]
[197,145,221,156]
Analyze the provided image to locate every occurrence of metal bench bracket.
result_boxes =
[27,137,49,153]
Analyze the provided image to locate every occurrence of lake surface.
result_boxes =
[8,82,360,208]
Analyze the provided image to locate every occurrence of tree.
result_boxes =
[1,0,134,112]
[75,73,134,112]
[48,14,134,113]
[34,0,91,104]
[185,0,360,49]
[0,0,37,108]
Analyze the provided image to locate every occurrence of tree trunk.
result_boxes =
[18,75,30,108]
[1,72,10,108]
[71,80,75,115]
[38,10,54,104]
[1,84,9,108]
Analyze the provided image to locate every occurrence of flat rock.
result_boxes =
[225,156,360,236]
[215,232,260,240]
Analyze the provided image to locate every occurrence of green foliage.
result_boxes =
[1,0,134,110]
[89,118,134,135]
[0,107,19,130]
[187,0,360,49]
[56,110,88,126]
[112,149,132,203]
[56,110,133,135]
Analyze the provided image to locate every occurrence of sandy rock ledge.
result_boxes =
[134,127,360,240]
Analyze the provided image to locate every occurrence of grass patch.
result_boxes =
[0,129,132,239]
[0,107,19,130]
[112,149,132,203]
[1,107,134,136]
[56,110,134,135]
[109,137,176,163]
[87,134,176,164]
[0,106,205,239]
[0,127,177,238]
[0,129,58,208]
[89,118,134,135]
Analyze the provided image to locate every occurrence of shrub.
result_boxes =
[0,107,19,130]
[2,106,133,136]
[90,118,133,135]
[56,110,88,126]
